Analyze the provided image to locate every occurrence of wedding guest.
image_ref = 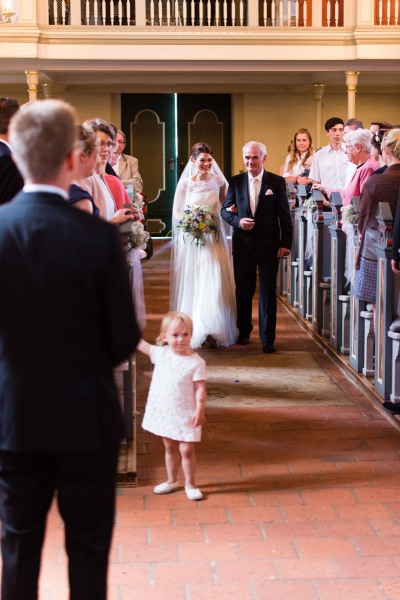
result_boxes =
[309,116,354,207]
[314,129,380,206]
[282,128,314,184]
[82,119,136,223]
[0,97,24,204]
[68,124,100,215]
[354,129,400,317]
[0,98,140,600]
[344,117,364,134]
[113,129,143,191]
[221,141,292,354]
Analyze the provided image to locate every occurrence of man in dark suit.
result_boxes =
[0,97,24,204]
[221,141,292,353]
[0,99,140,600]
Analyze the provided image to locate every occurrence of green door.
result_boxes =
[121,93,231,234]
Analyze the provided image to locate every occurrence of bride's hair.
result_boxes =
[191,142,213,160]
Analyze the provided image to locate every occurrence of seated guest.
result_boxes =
[68,125,100,215]
[114,129,143,191]
[0,97,24,204]
[314,129,380,206]
[282,128,314,184]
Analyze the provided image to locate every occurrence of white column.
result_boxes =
[313,84,325,148]
[247,0,259,26]
[135,0,147,25]
[346,71,359,119]
[25,70,39,101]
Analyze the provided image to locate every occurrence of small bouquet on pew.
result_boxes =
[302,196,317,212]
[341,204,358,225]
[177,204,219,247]
[124,221,150,251]
[131,189,146,223]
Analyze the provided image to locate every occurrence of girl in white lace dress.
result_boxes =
[170,143,237,348]
[138,312,206,501]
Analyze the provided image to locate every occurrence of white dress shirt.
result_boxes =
[309,143,352,190]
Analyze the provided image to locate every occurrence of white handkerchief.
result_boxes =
[265,189,274,196]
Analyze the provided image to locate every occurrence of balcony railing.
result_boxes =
[16,0,399,28]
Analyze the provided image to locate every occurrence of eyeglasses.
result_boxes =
[116,140,125,145]
[99,140,115,149]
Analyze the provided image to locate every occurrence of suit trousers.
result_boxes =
[0,444,120,600]
[233,249,279,344]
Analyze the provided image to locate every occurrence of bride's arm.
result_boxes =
[172,179,187,224]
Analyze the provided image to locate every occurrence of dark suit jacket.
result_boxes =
[0,141,24,205]
[0,191,140,453]
[221,170,293,259]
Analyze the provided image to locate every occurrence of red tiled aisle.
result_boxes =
[36,240,400,599]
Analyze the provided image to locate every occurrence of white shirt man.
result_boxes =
[309,117,356,205]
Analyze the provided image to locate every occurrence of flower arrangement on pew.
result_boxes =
[341,204,358,225]
[177,204,219,247]
[302,196,317,212]
[131,189,146,223]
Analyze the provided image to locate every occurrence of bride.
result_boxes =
[170,142,237,348]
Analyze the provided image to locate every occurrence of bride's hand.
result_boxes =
[226,205,238,214]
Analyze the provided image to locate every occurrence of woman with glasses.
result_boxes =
[82,119,135,224]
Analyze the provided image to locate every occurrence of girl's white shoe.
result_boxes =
[185,487,203,501]
[153,481,179,494]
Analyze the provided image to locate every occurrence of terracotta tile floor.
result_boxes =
[33,240,400,598]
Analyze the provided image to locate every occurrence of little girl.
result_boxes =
[138,311,206,501]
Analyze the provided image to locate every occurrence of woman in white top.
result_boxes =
[283,128,314,184]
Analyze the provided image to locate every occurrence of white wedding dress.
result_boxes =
[170,174,237,348]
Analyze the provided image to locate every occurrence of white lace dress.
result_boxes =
[142,345,206,442]
[170,175,237,348]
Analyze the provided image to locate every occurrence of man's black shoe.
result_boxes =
[262,342,275,353]
[237,334,250,345]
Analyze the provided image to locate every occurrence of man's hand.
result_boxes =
[277,247,291,258]
[239,218,255,231]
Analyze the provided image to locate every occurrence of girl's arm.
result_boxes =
[191,380,206,427]
[137,339,151,356]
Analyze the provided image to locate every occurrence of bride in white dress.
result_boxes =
[170,142,237,348]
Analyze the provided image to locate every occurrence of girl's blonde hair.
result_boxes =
[156,311,193,346]
[381,128,400,160]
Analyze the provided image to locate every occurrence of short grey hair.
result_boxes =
[344,129,372,153]
[9,99,77,182]
[243,141,267,157]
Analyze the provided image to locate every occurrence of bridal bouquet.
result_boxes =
[177,204,219,246]
[341,204,358,225]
